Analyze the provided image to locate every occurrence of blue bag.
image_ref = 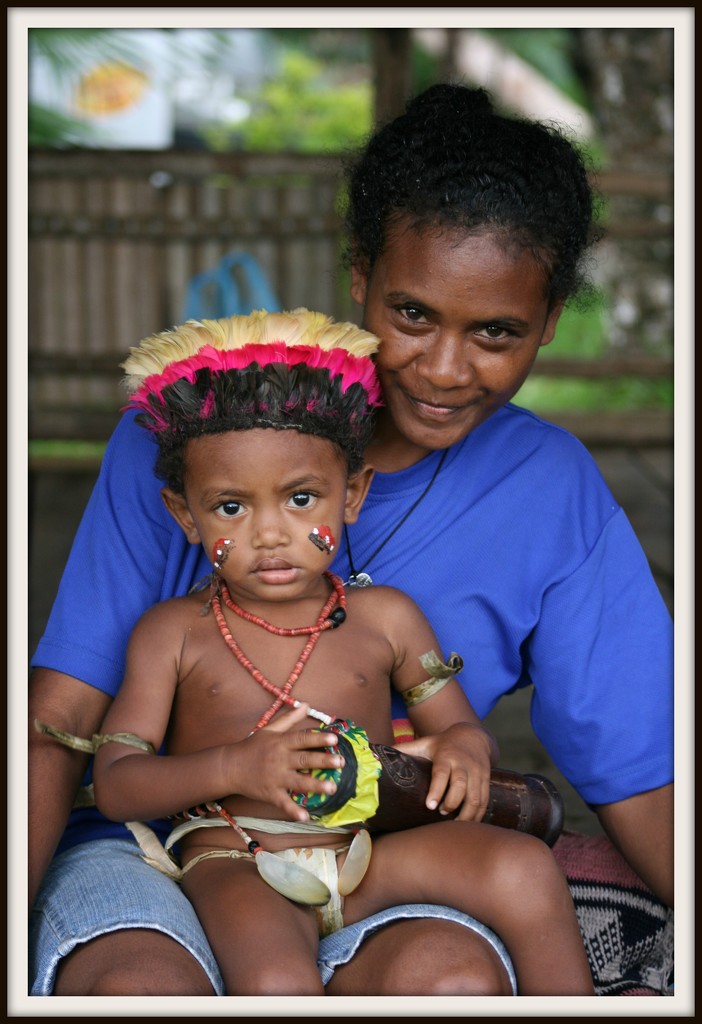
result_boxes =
[182,251,281,320]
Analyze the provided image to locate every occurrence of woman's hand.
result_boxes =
[219,703,345,822]
[396,722,498,822]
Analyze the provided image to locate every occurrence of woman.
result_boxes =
[29,83,672,997]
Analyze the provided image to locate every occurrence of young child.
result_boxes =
[81,309,593,996]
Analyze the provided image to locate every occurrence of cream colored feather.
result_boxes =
[121,307,379,393]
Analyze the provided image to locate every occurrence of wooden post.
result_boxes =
[371,28,413,126]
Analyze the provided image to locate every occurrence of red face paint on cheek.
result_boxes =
[308,524,335,555]
[212,538,234,569]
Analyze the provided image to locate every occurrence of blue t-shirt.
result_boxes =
[33,405,673,852]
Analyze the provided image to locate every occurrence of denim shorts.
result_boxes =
[30,837,516,996]
[318,904,517,993]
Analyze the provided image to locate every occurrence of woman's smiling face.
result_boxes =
[351,221,563,471]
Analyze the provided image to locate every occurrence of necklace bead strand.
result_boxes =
[211,572,346,730]
[218,571,346,635]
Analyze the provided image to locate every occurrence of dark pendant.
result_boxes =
[347,572,373,588]
[327,608,347,628]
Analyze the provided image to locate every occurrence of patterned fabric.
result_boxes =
[552,830,674,996]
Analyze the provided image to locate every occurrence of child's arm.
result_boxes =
[381,589,499,822]
[92,603,345,824]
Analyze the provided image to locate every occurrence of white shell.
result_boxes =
[255,851,332,906]
[337,829,372,896]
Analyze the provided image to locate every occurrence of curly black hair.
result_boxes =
[343,83,600,308]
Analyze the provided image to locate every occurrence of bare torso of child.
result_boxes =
[162,584,402,860]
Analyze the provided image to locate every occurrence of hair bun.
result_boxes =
[405,83,494,119]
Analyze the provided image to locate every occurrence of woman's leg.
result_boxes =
[343,821,594,995]
[325,917,514,995]
[30,838,223,996]
[55,930,215,996]
[181,856,324,995]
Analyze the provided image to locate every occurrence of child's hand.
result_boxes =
[221,704,345,822]
[397,722,498,822]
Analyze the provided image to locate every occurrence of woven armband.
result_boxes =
[92,732,157,754]
[402,650,464,709]
[34,719,156,756]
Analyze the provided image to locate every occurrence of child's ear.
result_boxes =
[344,465,375,525]
[161,488,201,544]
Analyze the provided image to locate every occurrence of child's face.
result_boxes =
[351,221,563,470]
[163,428,372,604]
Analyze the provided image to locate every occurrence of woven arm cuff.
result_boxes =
[402,650,464,708]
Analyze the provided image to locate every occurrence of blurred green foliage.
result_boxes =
[29,439,108,460]
[204,51,372,153]
[514,301,673,412]
[516,373,673,414]
[29,104,93,148]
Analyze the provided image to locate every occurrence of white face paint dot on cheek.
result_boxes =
[213,538,234,568]
[308,525,336,554]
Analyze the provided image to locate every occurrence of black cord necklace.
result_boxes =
[344,449,449,587]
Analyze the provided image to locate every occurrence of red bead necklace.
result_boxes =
[218,571,346,635]
[211,571,346,731]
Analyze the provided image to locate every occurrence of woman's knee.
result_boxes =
[54,929,216,996]
[327,919,513,996]
[387,920,513,996]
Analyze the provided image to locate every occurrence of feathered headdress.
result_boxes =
[121,308,383,485]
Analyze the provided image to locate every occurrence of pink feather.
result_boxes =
[130,342,382,408]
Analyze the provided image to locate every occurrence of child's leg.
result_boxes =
[181,856,324,995]
[344,821,594,996]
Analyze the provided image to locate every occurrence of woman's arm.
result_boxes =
[28,669,113,910]
[595,783,674,908]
